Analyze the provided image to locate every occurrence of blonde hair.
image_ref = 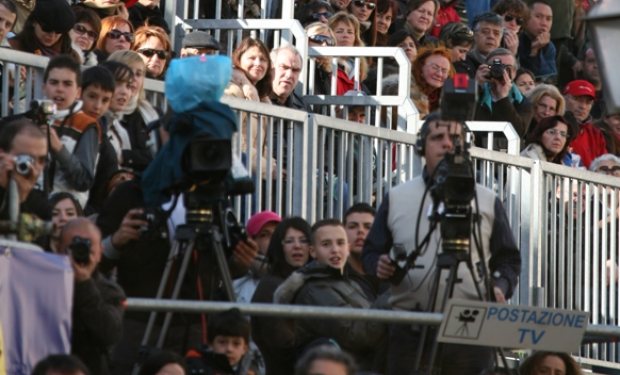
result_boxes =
[306,22,336,73]
[327,12,368,81]
[527,83,566,116]
[108,49,147,99]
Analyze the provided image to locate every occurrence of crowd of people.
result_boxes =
[0,0,616,374]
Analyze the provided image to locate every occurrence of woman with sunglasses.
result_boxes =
[69,6,101,66]
[9,0,79,60]
[306,22,337,96]
[251,217,312,375]
[132,25,171,80]
[296,0,334,27]
[95,16,134,61]
[348,0,377,46]
[521,115,574,165]
[492,0,528,56]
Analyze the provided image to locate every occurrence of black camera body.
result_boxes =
[137,207,167,240]
[486,58,507,82]
[28,99,57,125]
[388,244,409,285]
[69,236,92,265]
[13,154,34,176]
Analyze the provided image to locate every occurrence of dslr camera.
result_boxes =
[136,207,167,240]
[28,99,57,125]
[69,236,92,265]
[486,58,507,82]
[13,154,34,176]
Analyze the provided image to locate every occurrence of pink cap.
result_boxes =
[246,211,282,237]
[564,80,596,99]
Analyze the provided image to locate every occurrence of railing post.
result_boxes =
[527,160,545,307]
[306,113,318,224]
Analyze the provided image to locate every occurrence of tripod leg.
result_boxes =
[413,268,444,372]
[210,227,236,301]
[156,239,196,349]
[132,239,186,375]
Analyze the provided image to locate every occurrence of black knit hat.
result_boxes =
[181,31,220,50]
[31,0,76,34]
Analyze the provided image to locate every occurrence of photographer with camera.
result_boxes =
[0,118,50,223]
[362,113,521,375]
[57,217,125,375]
[474,47,533,145]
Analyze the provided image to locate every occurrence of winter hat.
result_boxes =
[31,0,75,34]
[182,31,220,50]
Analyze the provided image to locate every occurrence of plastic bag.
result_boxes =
[165,55,232,113]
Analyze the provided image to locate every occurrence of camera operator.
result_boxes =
[361,113,521,375]
[95,178,260,373]
[474,47,533,148]
[0,118,50,222]
[57,217,125,375]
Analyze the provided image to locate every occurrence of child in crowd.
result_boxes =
[79,66,120,214]
[41,55,100,207]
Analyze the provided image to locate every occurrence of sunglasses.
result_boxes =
[353,0,376,10]
[73,24,98,40]
[37,21,60,34]
[308,34,335,46]
[107,29,134,43]
[597,165,620,174]
[504,14,524,26]
[138,48,168,59]
[311,11,332,20]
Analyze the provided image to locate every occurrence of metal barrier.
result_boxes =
[2,50,619,365]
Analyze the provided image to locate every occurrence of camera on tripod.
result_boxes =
[485,58,508,83]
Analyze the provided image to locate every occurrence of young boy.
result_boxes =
[80,66,118,213]
[41,55,100,207]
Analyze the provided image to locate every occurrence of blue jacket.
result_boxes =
[518,33,557,81]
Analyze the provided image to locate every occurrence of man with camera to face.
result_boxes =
[473,47,533,146]
[362,114,521,375]
[0,118,50,221]
[57,217,125,375]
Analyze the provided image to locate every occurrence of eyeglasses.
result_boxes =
[427,62,449,76]
[308,34,335,46]
[138,48,168,59]
[596,165,620,175]
[544,128,568,138]
[73,24,98,40]
[311,11,332,20]
[353,0,376,10]
[282,237,310,246]
[107,29,134,43]
[503,14,524,26]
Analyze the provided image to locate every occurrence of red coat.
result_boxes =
[430,3,461,38]
[569,121,608,168]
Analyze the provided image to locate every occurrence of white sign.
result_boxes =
[437,299,589,352]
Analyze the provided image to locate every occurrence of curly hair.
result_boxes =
[412,45,453,96]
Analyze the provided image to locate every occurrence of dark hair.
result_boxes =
[71,6,102,52]
[0,118,44,151]
[99,60,134,83]
[528,0,551,10]
[515,67,534,83]
[519,351,582,375]
[82,65,115,92]
[0,0,17,15]
[139,350,187,375]
[49,192,84,216]
[294,346,357,375]
[31,354,90,375]
[207,308,250,344]
[439,22,474,48]
[472,12,503,30]
[266,217,312,278]
[387,29,416,47]
[13,14,77,58]
[231,37,273,99]
[44,54,82,86]
[525,115,573,163]
[344,202,375,223]
[492,0,529,20]
[406,0,439,17]
[310,218,344,245]
[296,1,334,27]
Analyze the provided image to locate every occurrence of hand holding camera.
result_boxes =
[69,235,97,282]
[476,59,512,101]
[110,208,149,248]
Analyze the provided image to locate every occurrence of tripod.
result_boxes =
[132,187,239,375]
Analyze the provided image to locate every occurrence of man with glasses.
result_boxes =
[464,12,503,75]
[474,47,533,147]
[518,0,556,82]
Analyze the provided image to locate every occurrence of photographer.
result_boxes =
[474,47,533,146]
[0,118,50,222]
[57,217,125,375]
[361,113,521,375]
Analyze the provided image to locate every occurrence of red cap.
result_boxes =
[246,211,282,237]
[564,80,596,99]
